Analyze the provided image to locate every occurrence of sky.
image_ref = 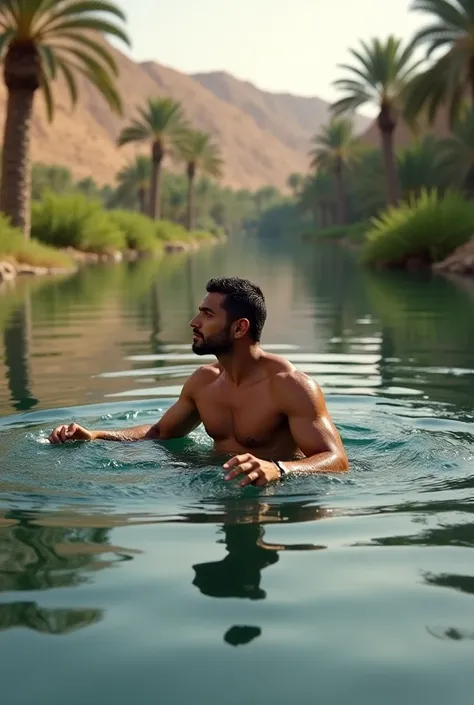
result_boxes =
[117,0,426,112]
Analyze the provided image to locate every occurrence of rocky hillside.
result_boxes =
[0,44,370,191]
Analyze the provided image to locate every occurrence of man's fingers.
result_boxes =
[224,460,257,480]
[59,425,68,442]
[223,454,253,470]
[240,470,261,487]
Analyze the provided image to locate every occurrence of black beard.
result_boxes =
[192,328,233,356]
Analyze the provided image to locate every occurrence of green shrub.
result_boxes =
[107,210,162,253]
[362,189,474,267]
[32,192,126,253]
[0,214,73,269]
[310,221,370,243]
[154,220,189,243]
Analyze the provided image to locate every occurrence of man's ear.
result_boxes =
[233,318,250,339]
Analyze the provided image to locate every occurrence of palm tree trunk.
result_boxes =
[186,162,196,231]
[138,186,147,214]
[470,56,474,103]
[334,158,346,225]
[377,103,400,206]
[0,88,36,237]
[150,141,164,220]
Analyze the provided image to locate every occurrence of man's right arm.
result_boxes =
[48,371,203,444]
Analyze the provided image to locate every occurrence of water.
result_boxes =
[1,237,474,704]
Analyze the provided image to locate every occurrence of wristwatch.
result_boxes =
[274,460,289,479]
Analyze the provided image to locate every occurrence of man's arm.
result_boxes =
[48,371,202,444]
[223,371,348,486]
[275,371,349,474]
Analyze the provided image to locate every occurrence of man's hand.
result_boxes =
[223,454,281,487]
[48,423,94,444]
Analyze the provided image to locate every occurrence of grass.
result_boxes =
[362,189,474,268]
[0,214,74,269]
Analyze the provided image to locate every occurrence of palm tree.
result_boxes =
[437,106,474,193]
[175,130,223,230]
[397,135,447,198]
[0,0,129,238]
[117,98,188,220]
[115,156,151,213]
[299,171,337,228]
[287,173,304,198]
[405,0,474,127]
[332,36,421,205]
[309,117,360,225]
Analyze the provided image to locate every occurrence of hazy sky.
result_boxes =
[117,0,425,108]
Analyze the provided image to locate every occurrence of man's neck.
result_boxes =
[216,344,262,385]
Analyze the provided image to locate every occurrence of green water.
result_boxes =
[0,237,474,704]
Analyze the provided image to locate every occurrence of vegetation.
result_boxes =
[27,191,217,258]
[332,36,421,205]
[362,190,474,268]
[309,117,361,225]
[405,0,474,127]
[0,213,73,269]
[0,0,129,238]
[175,131,223,231]
[117,98,189,220]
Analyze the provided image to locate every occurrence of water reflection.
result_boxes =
[0,510,139,635]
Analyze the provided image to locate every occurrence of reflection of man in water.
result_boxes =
[193,523,278,600]
[49,277,348,486]
[186,500,328,600]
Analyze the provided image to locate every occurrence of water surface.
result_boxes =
[0,238,473,704]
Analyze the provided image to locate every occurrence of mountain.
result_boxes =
[192,71,370,153]
[0,45,370,192]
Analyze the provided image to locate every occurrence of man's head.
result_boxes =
[190,277,267,356]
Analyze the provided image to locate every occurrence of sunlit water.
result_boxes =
[0,238,474,704]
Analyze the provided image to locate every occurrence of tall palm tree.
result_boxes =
[332,36,421,205]
[175,130,223,230]
[0,0,129,238]
[309,117,360,225]
[117,97,188,220]
[115,156,151,213]
[405,0,474,127]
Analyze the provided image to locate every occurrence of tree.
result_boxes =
[0,0,129,238]
[287,173,304,198]
[309,117,360,225]
[332,36,421,205]
[405,0,474,127]
[437,106,474,193]
[115,156,151,213]
[117,98,188,220]
[175,130,223,230]
[299,171,337,228]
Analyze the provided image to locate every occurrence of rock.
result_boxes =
[434,237,474,276]
[16,264,48,276]
[164,242,188,253]
[0,261,17,282]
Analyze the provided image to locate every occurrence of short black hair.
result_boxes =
[206,277,266,342]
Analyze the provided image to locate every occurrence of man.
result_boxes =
[49,277,349,486]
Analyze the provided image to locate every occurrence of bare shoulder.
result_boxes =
[182,363,220,396]
[270,365,326,414]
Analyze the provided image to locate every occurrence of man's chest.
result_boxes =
[195,380,285,447]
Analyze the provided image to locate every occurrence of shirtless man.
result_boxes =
[48,277,349,486]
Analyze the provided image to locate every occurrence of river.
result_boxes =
[0,236,473,704]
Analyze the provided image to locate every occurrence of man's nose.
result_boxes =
[190,316,199,328]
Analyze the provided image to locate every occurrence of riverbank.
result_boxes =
[0,232,225,284]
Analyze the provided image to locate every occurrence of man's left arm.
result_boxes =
[224,372,349,486]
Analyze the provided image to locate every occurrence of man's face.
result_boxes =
[189,292,233,356]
